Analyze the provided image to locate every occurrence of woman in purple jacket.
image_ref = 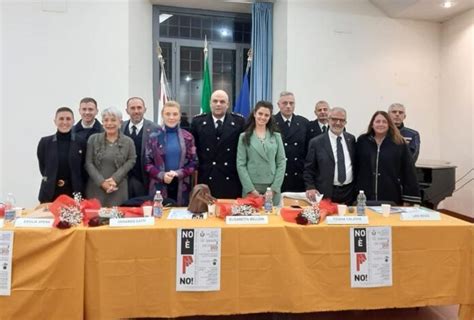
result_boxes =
[145,101,197,206]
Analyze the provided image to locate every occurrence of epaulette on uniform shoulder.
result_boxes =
[231,112,244,118]
[193,113,207,118]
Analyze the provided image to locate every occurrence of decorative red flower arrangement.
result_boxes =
[215,195,264,218]
[281,199,338,225]
[50,194,151,228]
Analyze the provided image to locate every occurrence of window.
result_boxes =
[153,6,251,119]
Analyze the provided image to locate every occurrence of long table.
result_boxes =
[1,211,473,319]
[0,227,85,319]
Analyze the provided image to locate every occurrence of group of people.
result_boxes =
[37,90,421,208]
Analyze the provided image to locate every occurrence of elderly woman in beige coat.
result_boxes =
[236,101,286,205]
[85,107,136,207]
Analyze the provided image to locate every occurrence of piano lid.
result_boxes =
[416,159,457,169]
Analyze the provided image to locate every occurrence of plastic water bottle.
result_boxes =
[4,193,16,221]
[153,191,163,218]
[356,190,367,216]
[264,187,273,214]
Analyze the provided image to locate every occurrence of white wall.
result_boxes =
[273,0,441,160]
[2,0,472,215]
[0,0,152,207]
[439,9,474,217]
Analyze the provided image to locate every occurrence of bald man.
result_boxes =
[191,90,245,198]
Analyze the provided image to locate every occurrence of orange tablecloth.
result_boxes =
[83,210,474,319]
[0,226,86,320]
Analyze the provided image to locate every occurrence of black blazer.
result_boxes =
[274,112,309,192]
[191,112,245,198]
[306,120,324,142]
[303,131,356,199]
[121,119,159,188]
[37,133,86,203]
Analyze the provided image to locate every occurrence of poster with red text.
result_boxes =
[176,228,221,291]
[350,227,392,288]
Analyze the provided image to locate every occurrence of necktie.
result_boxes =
[336,136,346,184]
[216,120,223,137]
[131,125,137,137]
[286,120,291,127]
[322,125,327,133]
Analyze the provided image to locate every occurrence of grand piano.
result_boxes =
[416,160,456,210]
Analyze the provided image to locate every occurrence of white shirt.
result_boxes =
[128,119,144,134]
[328,130,353,186]
[212,115,226,128]
[318,121,328,132]
[81,119,96,129]
[281,115,293,125]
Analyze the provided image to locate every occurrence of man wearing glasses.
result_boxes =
[303,107,356,205]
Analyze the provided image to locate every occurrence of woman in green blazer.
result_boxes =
[237,101,286,205]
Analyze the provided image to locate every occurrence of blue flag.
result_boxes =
[234,69,250,118]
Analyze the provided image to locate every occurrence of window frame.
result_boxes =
[152,5,251,122]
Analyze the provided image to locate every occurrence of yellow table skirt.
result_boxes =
[83,211,474,319]
[0,227,86,320]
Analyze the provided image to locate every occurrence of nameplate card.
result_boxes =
[400,212,441,221]
[326,216,369,225]
[0,219,3,228]
[226,216,269,225]
[14,218,54,228]
[109,217,155,227]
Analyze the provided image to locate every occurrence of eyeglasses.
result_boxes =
[329,117,346,123]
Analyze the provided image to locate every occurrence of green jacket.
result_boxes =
[236,130,287,195]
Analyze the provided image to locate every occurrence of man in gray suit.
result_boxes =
[121,97,159,198]
[303,107,356,205]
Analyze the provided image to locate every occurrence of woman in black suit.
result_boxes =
[37,107,87,203]
[356,111,420,205]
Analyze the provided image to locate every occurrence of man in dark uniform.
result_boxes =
[307,100,330,142]
[121,97,159,198]
[274,91,309,192]
[191,90,245,199]
[388,103,421,162]
[73,97,103,142]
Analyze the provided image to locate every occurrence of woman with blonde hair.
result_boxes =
[145,101,197,206]
[355,111,420,205]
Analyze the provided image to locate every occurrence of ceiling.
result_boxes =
[369,0,474,22]
[151,0,474,22]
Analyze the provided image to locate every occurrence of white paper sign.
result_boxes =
[400,211,441,221]
[350,227,392,288]
[14,218,54,228]
[225,216,269,225]
[167,208,207,220]
[176,228,221,291]
[326,216,369,225]
[109,217,155,227]
[0,231,14,296]
[0,219,4,228]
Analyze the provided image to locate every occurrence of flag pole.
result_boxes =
[200,35,212,114]
[156,42,170,125]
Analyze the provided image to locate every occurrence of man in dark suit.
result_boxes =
[274,91,309,192]
[303,107,356,205]
[307,100,330,141]
[388,103,420,162]
[191,90,245,199]
[121,97,159,198]
[73,97,103,142]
